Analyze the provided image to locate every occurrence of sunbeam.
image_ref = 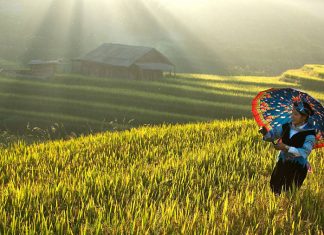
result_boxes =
[66,0,85,58]
[21,0,74,61]
[1,0,324,74]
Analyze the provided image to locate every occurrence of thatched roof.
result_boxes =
[75,43,174,70]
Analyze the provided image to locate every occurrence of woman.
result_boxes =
[259,101,316,195]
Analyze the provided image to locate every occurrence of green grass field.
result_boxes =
[1,64,324,138]
[0,119,323,234]
[0,65,323,233]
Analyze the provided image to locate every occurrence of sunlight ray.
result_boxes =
[21,0,74,61]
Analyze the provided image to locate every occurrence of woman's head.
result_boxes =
[292,101,314,125]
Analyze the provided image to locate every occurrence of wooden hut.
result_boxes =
[28,59,60,77]
[72,43,175,80]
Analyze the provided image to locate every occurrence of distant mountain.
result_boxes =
[0,0,324,75]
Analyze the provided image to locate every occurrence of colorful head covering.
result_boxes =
[293,101,314,116]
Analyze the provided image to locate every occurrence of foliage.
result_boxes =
[0,66,309,135]
[0,119,323,234]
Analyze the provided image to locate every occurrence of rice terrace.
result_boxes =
[0,64,323,233]
[1,0,324,234]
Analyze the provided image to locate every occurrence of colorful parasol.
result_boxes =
[252,88,324,148]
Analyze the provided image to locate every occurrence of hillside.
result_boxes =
[1,64,324,140]
[0,119,323,233]
[1,1,324,75]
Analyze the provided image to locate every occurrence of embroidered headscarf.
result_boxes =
[293,101,314,116]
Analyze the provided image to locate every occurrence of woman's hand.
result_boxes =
[274,143,288,151]
[258,126,268,136]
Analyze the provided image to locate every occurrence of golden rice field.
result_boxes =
[0,119,323,234]
[0,64,324,233]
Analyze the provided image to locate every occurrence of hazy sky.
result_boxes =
[1,0,324,74]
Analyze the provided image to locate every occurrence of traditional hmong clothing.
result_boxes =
[263,122,316,194]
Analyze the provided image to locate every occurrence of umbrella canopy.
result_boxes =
[252,88,324,149]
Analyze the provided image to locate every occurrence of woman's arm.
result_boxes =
[287,134,316,159]
[262,125,283,142]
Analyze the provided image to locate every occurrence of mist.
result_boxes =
[1,0,324,75]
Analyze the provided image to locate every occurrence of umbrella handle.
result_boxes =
[272,138,283,145]
[272,139,281,145]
